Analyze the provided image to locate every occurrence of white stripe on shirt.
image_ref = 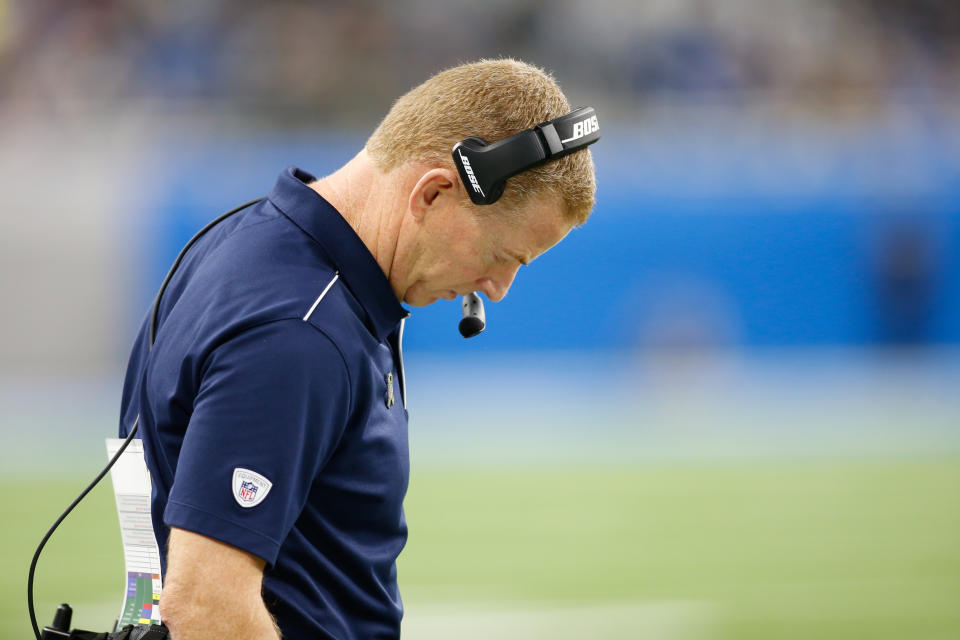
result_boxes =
[302,272,340,322]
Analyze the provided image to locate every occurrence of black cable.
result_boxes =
[150,198,264,345]
[28,420,139,640]
[27,197,264,639]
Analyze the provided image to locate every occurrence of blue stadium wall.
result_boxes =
[138,122,960,353]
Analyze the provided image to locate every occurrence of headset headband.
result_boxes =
[451,106,601,206]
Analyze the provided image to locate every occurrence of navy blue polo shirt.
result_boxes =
[118,167,411,639]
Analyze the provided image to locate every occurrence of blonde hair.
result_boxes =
[365,59,596,225]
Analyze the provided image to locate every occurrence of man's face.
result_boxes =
[400,197,573,307]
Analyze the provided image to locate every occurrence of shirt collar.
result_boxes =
[268,166,408,341]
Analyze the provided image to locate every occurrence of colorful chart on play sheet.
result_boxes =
[107,438,164,628]
[121,572,161,626]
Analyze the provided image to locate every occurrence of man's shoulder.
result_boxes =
[179,207,341,323]
[157,206,373,363]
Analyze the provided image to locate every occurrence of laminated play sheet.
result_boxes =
[106,438,163,629]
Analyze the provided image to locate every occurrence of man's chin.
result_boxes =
[402,292,438,307]
[403,289,456,307]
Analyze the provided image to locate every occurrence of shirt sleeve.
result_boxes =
[163,319,352,565]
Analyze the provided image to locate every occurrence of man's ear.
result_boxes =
[408,168,459,221]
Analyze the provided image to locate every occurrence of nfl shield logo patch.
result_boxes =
[232,468,273,508]
[239,481,257,502]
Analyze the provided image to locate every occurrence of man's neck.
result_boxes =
[309,150,405,290]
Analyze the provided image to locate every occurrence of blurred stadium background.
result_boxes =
[1,1,958,638]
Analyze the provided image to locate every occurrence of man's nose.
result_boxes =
[477,264,521,303]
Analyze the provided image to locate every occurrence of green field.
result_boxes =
[5,459,959,639]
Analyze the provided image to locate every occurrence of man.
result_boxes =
[118,58,596,639]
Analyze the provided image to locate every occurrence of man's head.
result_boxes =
[341,59,595,306]
[366,58,596,226]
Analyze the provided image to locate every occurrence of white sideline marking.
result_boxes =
[402,600,720,640]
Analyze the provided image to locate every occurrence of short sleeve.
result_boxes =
[163,319,351,565]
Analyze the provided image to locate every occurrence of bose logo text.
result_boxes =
[458,150,485,197]
[560,115,600,144]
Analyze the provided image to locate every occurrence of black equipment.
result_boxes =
[458,292,486,338]
[39,604,167,640]
[451,106,601,206]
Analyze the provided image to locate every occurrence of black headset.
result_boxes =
[452,106,601,206]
